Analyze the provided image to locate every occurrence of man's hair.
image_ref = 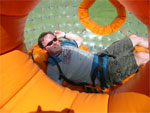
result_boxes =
[38,31,54,48]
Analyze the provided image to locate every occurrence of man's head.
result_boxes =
[38,31,62,56]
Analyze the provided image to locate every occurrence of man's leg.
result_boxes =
[105,51,149,87]
[129,34,148,48]
[134,52,149,66]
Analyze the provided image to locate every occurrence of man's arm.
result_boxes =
[54,30,83,47]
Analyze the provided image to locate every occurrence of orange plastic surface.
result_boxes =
[118,0,150,26]
[0,0,149,113]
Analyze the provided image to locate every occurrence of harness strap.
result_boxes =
[61,40,78,47]
[91,66,99,93]
[98,54,106,92]
[91,52,116,92]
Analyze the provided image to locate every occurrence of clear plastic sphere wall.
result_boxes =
[24,0,148,53]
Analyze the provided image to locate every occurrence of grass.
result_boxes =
[89,0,117,25]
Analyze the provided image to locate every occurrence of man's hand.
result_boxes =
[54,30,83,47]
[54,30,65,39]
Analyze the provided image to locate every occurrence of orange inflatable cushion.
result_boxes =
[28,43,48,73]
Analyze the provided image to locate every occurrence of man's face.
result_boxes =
[42,33,62,56]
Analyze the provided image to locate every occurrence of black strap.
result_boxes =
[99,53,116,58]
[49,56,63,80]
[90,55,105,92]
[91,66,99,93]
[49,56,89,86]
[29,50,35,62]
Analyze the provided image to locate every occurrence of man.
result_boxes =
[38,30,149,89]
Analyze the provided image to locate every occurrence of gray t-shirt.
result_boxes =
[47,46,94,85]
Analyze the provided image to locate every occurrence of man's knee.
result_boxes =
[134,52,149,66]
[129,35,140,47]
